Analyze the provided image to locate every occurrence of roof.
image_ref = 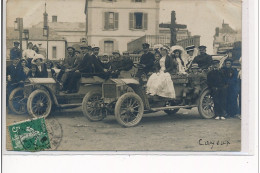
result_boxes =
[6,27,65,41]
[32,22,86,32]
[219,23,237,34]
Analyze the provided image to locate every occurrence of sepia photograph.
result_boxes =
[3,0,243,152]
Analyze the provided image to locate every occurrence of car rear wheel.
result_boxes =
[27,89,52,118]
[115,92,144,127]
[8,87,27,114]
[82,89,106,121]
[198,89,215,119]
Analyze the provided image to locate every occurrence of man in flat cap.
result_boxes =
[193,45,213,70]
[136,43,155,78]
[207,60,227,120]
[10,41,22,60]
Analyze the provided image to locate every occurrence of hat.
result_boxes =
[75,49,81,53]
[103,53,109,57]
[142,43,150,49]
[186,45,195,52]
[173,49,182,53]
[224,58,233,63]
[67,46,75,51]
[14,41,20,45]
[160,46,169,51]
[28,42,33,46]
[92,47,100,51]
[32,54,45,63]
[112,50,120,55]
[198,45,207,50]
[191,63,199,69]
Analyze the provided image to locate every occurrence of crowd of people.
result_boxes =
[7,41,241,119]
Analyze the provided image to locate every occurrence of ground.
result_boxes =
[5,107,241,151]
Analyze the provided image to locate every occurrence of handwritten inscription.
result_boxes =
[198,139,230,149]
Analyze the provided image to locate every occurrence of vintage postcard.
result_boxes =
[3,0,244,152]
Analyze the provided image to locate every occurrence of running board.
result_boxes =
[151,105,197,111]
[58,103,82,108]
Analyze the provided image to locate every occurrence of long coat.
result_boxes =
[10,47,22,60]
[222,67,239,116]
[193,53,213,69]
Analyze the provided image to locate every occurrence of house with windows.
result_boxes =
[32,16,86,47]
[85,0,161,54]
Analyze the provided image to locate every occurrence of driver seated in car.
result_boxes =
[108,50,133,78]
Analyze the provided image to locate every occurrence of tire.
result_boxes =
[8,87,27,114]
[27,89,52,118]
[115,92,144,127]
[164,109,180,115]
[82,89,105,121]
[198,89,215,119]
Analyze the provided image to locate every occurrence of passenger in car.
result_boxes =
[31,54,48,78]
[146,46,176,99]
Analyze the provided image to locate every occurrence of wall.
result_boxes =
[87,0,160,54]
[56,31,86,44]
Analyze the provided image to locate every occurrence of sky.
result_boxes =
[6,0,242,54]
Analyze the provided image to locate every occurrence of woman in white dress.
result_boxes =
[146,47,176,99]
[171,49,187,74]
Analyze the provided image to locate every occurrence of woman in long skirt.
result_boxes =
[146,47,176,99]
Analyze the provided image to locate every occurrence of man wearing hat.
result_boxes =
[22,42,36,67]
[10,41,22,60]
[185,45,196,69]
[193,45,213,70]
[207,60,227,120]
[108,50,133,77]
[136,43,155,78]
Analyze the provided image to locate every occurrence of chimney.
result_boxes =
[52,15,57,22]
[215,27,219,36]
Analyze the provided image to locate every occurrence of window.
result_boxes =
[104,12,119,30]
[52,46,57,59]
[104,41,114,54]
[129,12,148,30]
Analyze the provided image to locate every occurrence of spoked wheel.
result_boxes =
[198,89,215,119]
[82,89,106,121]
[27,90,52,118]
[115,92,144,127]
[8,87,27,114]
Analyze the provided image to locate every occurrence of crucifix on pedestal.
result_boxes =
[159,11,187,46]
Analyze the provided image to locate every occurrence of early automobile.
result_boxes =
[82,70,215,127]
[23,74,105,118]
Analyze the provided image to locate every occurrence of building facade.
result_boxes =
[85,0,160,54]
[213,21,242,54]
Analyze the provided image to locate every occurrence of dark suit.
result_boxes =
[207,68,227,116]
[10,47,22,60]
[36,64,48,78]
[193,53,213,69]
[137,51,155,77]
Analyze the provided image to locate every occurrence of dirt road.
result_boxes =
[6,107,241,151]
